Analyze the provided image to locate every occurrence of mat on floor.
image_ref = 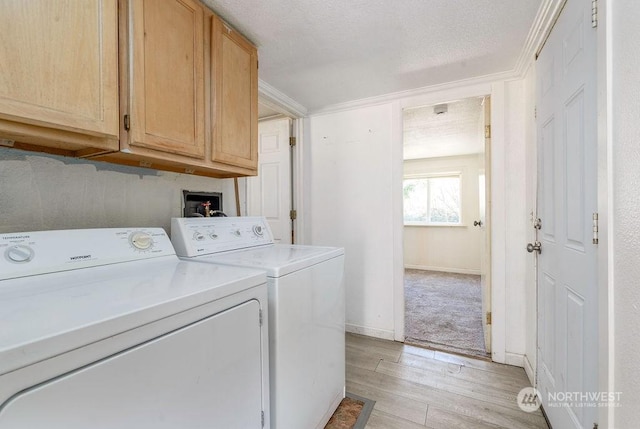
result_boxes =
[324,392,375,429]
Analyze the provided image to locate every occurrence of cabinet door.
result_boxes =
[127,0,205,159]
[211,16,258,170]
[0,0,119,145]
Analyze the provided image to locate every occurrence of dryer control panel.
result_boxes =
[0,228,175,281]
[171,217,274,257]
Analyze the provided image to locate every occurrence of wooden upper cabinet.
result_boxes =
[0,0,119,155]
[211,15,258,170]
[124,0,205,159]
[0,0,258,178]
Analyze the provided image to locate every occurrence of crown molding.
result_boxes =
[514,0,567,77]
[258,79,308,118]
[308,69,514,117]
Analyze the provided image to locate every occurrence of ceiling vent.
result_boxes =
[433,104,448,115]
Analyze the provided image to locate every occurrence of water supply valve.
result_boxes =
[201,201,212,217]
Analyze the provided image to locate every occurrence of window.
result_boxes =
[403,175,462,225]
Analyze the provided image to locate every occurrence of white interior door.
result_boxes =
[535,0,598,427]
[479,96,492,354]
[247,118,292,243]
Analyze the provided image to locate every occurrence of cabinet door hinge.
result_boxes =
[290,209,297,221]
[486,312,492,325]
[259,309,263,326]
[123,114,130,131]
[484,125,491,139]
[261,411,265,427]
[289,136,297,147]
[592,213,599,244]
[592,0,598,28]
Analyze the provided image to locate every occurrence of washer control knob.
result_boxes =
[253,225,264,236]
[232,229,241,237]
[193,232,205,241]
[129,232,153,250]
[209,232,218,240]
[5,245,34,263]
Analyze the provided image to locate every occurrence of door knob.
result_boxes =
[473,220,483,227]
[526,241,542,254]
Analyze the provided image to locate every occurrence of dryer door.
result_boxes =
[0,300,264,428]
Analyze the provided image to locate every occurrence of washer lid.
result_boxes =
[0,258,266,375]
[195,244,344,277]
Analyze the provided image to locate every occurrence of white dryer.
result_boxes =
[171,216,345,429]
[0,228,270,428]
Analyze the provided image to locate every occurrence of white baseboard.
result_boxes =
[523,354,535,386]
[346,323,395,341]
[504,352,525,368]
[404,264,482,275]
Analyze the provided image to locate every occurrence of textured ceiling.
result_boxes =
[201,0,542,111]
[403,97,484,160]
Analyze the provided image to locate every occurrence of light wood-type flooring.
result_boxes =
[346,333,549,429]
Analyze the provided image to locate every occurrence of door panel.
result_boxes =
[541,273,555,379]
[0,0,119,140]
[211,17,258,170]
[541,117,556,241]
[535,0,598,427]
[565,90,586,250]
[247,118,292,243]
[221,36,252,159]
[129,0,205,158]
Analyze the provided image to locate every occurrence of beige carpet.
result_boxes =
[404,269,489,359]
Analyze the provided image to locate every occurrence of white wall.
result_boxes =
[0,148,237,234]
[306,104,397,339]
[502,79,529,366]
[611,1,640,425]
[305,80,532,363]
[403,155,482,274]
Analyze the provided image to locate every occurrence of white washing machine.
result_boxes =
[171,217,345,429]
[0,227,270,429]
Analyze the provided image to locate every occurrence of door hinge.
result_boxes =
[533,218,542,230]
[592,0,598,28]
[290,209,297,221]
[484,125,491,139]
[259,309,263,326]
[123,114,130,131]
[486,312,492,325]
[261,411,265,427]
[592,213,599,244]
[289,136,297,147]
[534,106,537,119]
